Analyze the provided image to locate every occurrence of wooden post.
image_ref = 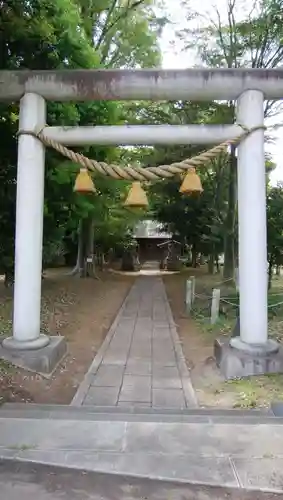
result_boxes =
[185,280,192,314]
[190,276,196,304]
[211,288,220,324]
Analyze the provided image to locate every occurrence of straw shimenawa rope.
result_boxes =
[18,124,265,181]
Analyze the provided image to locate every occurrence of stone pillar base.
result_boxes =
[3,334,50,351]
[230,336,279,355]
[214,336,283,380]
[0,335,67,378]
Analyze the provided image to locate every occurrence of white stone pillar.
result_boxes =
[231,90,277,353]
[3,93,49,350]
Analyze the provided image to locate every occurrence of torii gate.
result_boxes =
[1,68,283,378]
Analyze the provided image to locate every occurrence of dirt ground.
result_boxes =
[0,269,134,405]
[2,266,283,409]
[163,269,283,409]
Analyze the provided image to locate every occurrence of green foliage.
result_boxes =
[267,183,283,271]
[126,99,231,264]
[179,0,283,72]
[0,0,163,272]
[128,95,282,273]
[151,172,226,258]
[174,0,283,277]
[78,0,163,68]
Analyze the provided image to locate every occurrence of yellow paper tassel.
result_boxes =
[124,181,149,208]
[179,167,203,194]
[74,168,96,194]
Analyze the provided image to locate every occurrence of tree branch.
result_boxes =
[95,0,145,52]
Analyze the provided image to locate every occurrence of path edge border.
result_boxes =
[71,281,135,406]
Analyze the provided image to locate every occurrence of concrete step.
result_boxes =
[0,409,283,493]
[1,460,281,500]
[0,402,279,424]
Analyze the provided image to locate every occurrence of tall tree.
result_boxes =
[178,0,283,277]
[78,0,164,68]
[0,0,117,279]
[0,0,165,280]
[124,99,232,269]
[70,0,164,274]
[267,183,283,288]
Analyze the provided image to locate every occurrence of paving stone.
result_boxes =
[130,343,151,352]
[135,318,152,325]
[105,348,128,358]
[129,348,152,358]
[112,330,133,339]
[135,324,152,331]
[153,349,175,359]
[114,325,135,335]
[152,389,186,408]
[122,375,151,386]
[153,336,173,344]
[84,387,120,406]
[152,333,171,340]
[154,321,171,328]
[152,366,180,378]
[153,340,174,349]
[152,378,183,389]
[127,357,152,366]
[153,343,174,352]
[74,275,197,409]
[125,360,152,375]
[119,384,151,403]
[90,365,124,387]
[115,318,136,326]
[153,359,177,367]
[131,339,151,347]
[117,402,151,408]
[101,356,127,365]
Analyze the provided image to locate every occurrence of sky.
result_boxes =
[158,0,283,185]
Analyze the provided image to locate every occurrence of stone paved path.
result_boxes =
[72,276,197,408]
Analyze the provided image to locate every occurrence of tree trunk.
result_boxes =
[223,147,237,279]
[191,244,197,268]
[208,242,216,274]
[208,253,215,274]
[70,216,96,278]
[83,215,95,277]
[97,251,105,271]
[268,256,274,290]
[69,220,84,276]
[199,255,205,265]
[4,269,14,287]
[216,256,220,273]
[276,265,280,276]
[78,219,85,276]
